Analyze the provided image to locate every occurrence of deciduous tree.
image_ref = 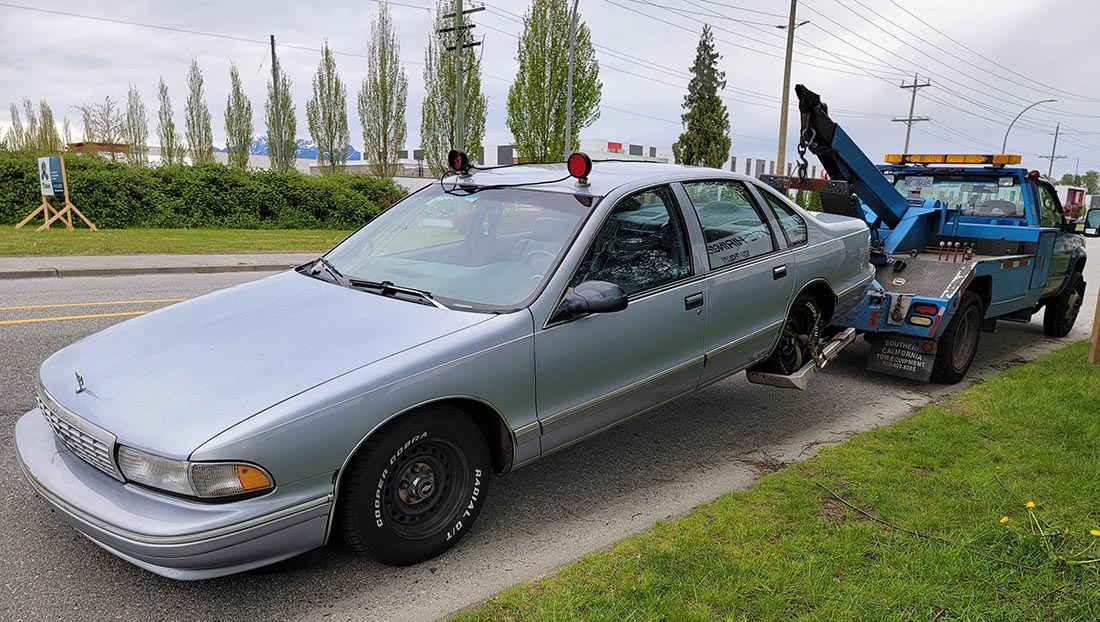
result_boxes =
[306,42,350,174]
[421,0,487,174]
[157,78,183,165]
[506,0,601,162]
[6,103,24,150]
[124,85,149,165]
[672,25,730,168]
[359,4,408,177]
[265,45,297,172]
[185,59,214,163]
[225,63,254,169]
[75,96,125,161]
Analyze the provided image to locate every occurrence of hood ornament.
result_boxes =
[75,372,86,394]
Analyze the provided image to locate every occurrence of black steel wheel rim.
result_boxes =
[778,304,817,372]
[381,438,469,540]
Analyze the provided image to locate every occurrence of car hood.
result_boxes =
[38,270,493,459]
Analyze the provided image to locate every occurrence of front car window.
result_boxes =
[894,175,1026,219]
[324,186,592,310]
[571,186,691,295]
[682,180,775,269]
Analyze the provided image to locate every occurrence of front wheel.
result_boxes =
[339,405,491,566]
[1043,271,1085,338]
[931,292,983,384]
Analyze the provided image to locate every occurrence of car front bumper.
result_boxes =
[14,409,333,580]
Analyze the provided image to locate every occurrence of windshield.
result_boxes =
[323,186,594,310]
[893,175,1027,219]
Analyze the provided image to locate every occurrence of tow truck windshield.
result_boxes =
[323,186,593,311]
[892,175,1027,220]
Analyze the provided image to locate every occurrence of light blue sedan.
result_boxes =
[15,156,873,579]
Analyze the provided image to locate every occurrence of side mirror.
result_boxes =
[551,280,628,323]
[1084,209,1100,238]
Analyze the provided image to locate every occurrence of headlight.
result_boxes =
[117,446,274,499]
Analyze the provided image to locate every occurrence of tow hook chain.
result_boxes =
[796,127,816,183]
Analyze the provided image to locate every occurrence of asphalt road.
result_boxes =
[2,258,1097,622]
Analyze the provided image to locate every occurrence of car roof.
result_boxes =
[448,160,754,197]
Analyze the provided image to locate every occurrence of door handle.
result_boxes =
[773,265,788,280]
[684,292,704,310]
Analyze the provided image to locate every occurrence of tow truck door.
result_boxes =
[1032,182,1070,294]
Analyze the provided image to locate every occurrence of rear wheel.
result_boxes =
[1043,271,1085,338]
[339,405,491,566]
[931,292,983,384]
[752,294,824,375]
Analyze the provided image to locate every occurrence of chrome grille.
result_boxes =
[37,390,124,481]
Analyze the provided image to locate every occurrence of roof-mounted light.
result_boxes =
[448,149,471,176]
[884,154,1022,165]
[567,152,592,186]
[1028,170,1041,181]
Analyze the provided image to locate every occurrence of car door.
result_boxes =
[535,185,705,453]
[1034,182,1072,295]
[679,179,795,385]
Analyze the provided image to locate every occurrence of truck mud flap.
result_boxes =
[746,328,857,390]
[866,334,937,382]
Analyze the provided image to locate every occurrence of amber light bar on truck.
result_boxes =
[884,154,1022,165]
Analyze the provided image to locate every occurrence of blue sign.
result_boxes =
[37,156,65,196]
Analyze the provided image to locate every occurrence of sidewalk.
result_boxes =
[0,252,319,280]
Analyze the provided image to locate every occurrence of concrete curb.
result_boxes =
[0,263,298,280]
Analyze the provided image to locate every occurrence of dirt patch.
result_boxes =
[819,498,846,523]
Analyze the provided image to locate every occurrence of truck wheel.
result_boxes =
[931,292,982,384]
[752,294,823,375]
[1042,271,1085,338]
[339,405,491,566]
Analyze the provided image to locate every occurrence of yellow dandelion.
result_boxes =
[1090,529,1100,537]
[1000,516,1010,524]
[1025,501,1036,509]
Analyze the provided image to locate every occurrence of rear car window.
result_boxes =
[682,180,775,269]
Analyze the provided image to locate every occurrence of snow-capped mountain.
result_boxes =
[216,137,361,161]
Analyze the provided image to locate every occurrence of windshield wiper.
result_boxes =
[310,257,351,288]
[348,279,450,310]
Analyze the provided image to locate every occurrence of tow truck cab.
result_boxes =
[770,85,1088,384]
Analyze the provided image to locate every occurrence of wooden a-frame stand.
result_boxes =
[15,156,97,231]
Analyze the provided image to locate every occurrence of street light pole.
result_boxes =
[775,0,801,175]
[563,0,580,160]
[1001,98,1057,153]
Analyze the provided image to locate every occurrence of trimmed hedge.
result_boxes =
[0,151,405,229]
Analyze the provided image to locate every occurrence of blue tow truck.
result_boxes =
[763,85,1088,384]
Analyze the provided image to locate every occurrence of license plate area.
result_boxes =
[866,334,937,381]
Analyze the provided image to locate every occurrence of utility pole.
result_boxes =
[775,0,807,173]
[269,35,283,171]
[1039,122,1066,178]
[440,1,483,153]
[892,73,931,153]
[563,0,580,159]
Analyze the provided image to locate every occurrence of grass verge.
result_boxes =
[455,341,1100,621]
[0,228,353,255]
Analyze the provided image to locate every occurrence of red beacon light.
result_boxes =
[1027,170,1041,181]
[448,149,471,176]
[567,152,592,186]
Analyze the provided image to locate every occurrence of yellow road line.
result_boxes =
[0,311,150,326]
[0,298,186,312]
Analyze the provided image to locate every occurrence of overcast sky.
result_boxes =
[1,0,1098,176]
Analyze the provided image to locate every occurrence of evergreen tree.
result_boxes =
[507,0,601,162]
[124,85,149,165]
[265,45,297,172]
[673,26,731,168]
[185,59,214,163]
[421,0,487,174]
[157,78,183,165]
[359,4,408,177]
[306,41,350,174]
[225,63,254,169]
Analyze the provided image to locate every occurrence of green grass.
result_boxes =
[454,342,1100,621]
[0,228,354,255]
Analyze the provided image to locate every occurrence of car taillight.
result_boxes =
[913,303,938,316]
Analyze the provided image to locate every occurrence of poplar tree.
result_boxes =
[21,98,39,151]
[359,4,408,177]
[506,0,601,162]
[306,41,350,174]
[157,78,183,165]
[265,45,297,172]
[225,63,254,169]
[421,0,487,174]
[37,100,62,153]
[185,59,214,163]
[7,103,24,150]
[672,25,731,168]
[124,85,149,165]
